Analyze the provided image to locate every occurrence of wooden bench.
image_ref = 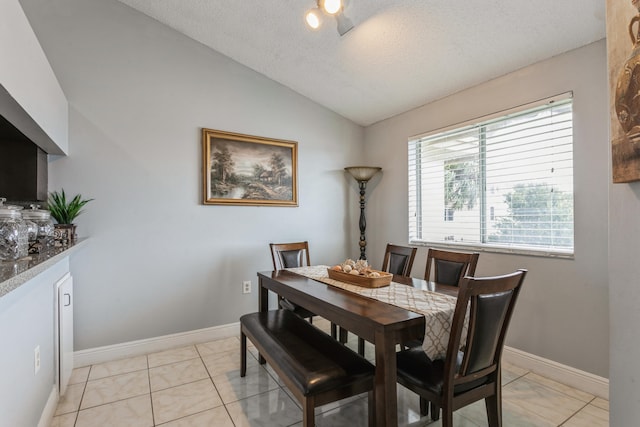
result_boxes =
[240,309,375,427]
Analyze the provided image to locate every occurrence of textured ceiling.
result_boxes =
[116,0,606,126]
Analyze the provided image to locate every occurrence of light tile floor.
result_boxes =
[51,318,609,426]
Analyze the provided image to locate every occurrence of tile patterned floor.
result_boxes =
[50,318,609,426]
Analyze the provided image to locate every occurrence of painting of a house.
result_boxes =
[202,129,298,206]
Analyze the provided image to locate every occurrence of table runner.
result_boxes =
[287,265,465,360]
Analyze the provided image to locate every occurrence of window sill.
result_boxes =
[409,239,574,260]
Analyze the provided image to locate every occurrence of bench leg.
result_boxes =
[240,330,247,377]
[303,396,315,427]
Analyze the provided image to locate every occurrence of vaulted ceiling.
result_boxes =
[117,0,606,126]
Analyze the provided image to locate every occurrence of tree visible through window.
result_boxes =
[408,94,574,255]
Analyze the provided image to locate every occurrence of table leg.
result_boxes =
[374,330,398,427]
[257,276,268,365]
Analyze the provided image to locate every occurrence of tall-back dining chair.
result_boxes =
[269,242,315,321]
[381,244,417,276]
[356,243,418,356]
[270,241,311,270]
[396,269,527,426]
[424,248,480,286]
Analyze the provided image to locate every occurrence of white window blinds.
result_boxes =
[408,94,574,256]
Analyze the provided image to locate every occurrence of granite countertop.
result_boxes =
[0,239,88,298]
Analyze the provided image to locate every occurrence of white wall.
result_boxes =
[606,0,640,423]
[0,0,68,154]
[19,0,364,350]
[364,41,609,377]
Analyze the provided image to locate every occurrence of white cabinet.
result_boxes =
[55,273,73,395]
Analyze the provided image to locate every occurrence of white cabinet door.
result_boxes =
[57,273,73,396]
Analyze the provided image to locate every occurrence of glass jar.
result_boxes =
[22,205,55,253]
[0,199,29,261]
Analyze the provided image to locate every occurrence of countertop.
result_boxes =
[0,239,88,298]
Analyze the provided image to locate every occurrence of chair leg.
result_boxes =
[240,330,247,377]
[358,337,365,356]
[485,393,502,427]
[419,396,428,416]
[441,406,453,427]
[302,396,315,427]
[430,402,440,421]
[331,322,337,339]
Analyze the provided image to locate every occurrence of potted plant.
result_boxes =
[48,189,93,245]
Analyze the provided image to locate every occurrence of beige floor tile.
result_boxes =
[156,407,234,426]
[150,357,210,392]
[225,388,302,427]
[50,412,77,427]
[196,337,240,357]
[69,366,91,385]
[212,364,280,404]
[148,346,200,368]
[202,348,259,377]
[562,403,609,427]
[55,382,85,415]
[81,370,150,409]
[502,362,529,385]
[88,355,148,380]
[152,378,223,425]
[523,372,594,402]
[75,394,153,427]
[501,375,587,425]
[591,397,610,411]
[457,398,555,427]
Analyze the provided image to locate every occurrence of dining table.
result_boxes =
[257,266,459,427]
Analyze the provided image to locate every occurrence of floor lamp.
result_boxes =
[345,166,381,260]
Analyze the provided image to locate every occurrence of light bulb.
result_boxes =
[305,8,322,29]
[322,0,342,15]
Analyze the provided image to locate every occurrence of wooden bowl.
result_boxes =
[326,268,393,288]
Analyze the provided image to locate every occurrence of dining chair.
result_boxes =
[381,243,417,276]
[356,243,418,355]
[269,242,315,322]
[424,248,480,286]
[396,269,527,426]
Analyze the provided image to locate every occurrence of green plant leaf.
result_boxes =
[48,189,94,224]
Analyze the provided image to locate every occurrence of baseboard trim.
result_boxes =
[503,346,609,399]
[37,386,59,427]
[74,322,240,367]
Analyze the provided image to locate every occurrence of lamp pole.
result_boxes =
[345,166,381,260]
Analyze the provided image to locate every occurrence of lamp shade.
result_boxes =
[345,166,381,182]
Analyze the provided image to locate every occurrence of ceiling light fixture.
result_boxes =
[305,7,322,30]
[304,0,354,36]
[321,0,342,15]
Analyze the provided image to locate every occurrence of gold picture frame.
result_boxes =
[202,129,298,206]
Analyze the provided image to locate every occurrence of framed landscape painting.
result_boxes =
[202,129,298,206]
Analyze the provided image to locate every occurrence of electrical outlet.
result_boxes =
[242,280,252,294]
[34,345,40,375]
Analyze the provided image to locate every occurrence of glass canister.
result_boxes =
[22,204,55,254]
[0,198,29,261]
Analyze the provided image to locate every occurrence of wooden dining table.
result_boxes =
[257,269,458,427]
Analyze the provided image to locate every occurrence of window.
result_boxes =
[408,94,574,256]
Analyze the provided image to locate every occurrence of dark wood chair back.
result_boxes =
[424,248,479,286]
[396,269,527,426]
[381,244,417,276]
[269,241,316,323]
[270,241,311,269]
